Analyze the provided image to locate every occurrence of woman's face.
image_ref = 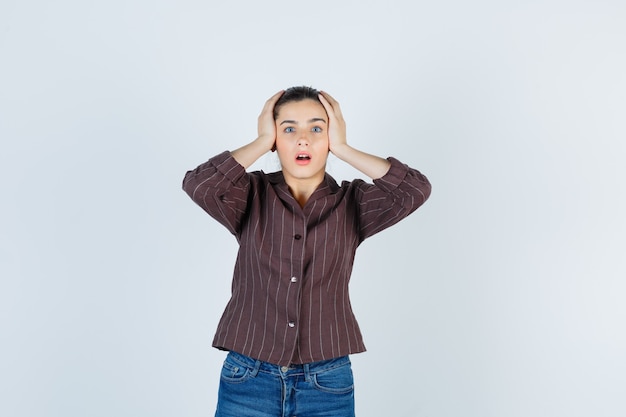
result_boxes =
[274,99,329,184]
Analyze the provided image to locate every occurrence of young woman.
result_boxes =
[183,87,431,417]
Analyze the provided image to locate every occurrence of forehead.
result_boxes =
[276,99,327,121]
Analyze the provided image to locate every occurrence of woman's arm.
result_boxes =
[318,91,391,179]
[230,90,284,169]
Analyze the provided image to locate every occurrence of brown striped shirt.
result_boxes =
[182,151,431,366]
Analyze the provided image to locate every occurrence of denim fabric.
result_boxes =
[215,351,355,417]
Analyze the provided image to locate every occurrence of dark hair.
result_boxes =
[273,86,321,119]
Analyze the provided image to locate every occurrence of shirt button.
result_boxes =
[288,322,295,328]
[294,234,302,240]
[290,276,297,283]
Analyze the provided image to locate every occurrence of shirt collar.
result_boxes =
[266,170,341,200]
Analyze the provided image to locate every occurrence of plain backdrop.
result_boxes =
[1,1,625,416]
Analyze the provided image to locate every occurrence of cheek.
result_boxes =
[274,137,292,159]
[319,135,330,150]
[274,132,287,147]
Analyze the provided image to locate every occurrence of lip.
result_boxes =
[295,152,312,165]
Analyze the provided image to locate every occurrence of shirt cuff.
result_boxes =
[373,157,409,192]
[211,151,247,184]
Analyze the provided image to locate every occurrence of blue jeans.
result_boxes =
[215,351,355,417]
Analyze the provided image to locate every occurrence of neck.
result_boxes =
[283,173,325,208]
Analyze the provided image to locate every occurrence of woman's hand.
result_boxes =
[258,90,284,152]
[318,90,391,179]
[231,90,283,168]
[318,91,348,154]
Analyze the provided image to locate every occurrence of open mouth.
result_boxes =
[295,153,311,163]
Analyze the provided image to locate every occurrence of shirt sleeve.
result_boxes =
[182,151,250,237]
[355,156,431,242]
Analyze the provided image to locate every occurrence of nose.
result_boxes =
[297,134,309,147]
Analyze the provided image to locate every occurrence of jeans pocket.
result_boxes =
[312,363,354,394]
[220,357,252,384]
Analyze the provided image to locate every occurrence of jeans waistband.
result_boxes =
[226,350,350,377]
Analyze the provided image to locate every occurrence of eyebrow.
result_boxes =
[280,118,327,125]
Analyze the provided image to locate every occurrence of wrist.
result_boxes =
[255,135,275,152]
[330,143,352,160]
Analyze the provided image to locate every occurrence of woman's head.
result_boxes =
[272,86,329,186]
[273,86,322,120]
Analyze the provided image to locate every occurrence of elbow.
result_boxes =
[408,170,432,207]
[420,180,432,204]
[182,171,194,195]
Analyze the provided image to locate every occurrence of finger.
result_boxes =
[267,90,285,106]
[319,94,343,121]
[320,90,336,101]
[319,91,343,119]
[261,90,285,114]
[317,93,334,117]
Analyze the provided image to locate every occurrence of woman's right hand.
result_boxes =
[231,90,284,168]
[257,90,284,152]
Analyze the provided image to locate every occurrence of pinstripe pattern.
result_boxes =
[183,151,431,366]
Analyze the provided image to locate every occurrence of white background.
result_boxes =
[1,1,625,416]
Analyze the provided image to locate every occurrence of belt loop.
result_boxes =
[303,363,311,382]
[250,360,261,377]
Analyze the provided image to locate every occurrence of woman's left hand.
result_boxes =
[318,90,391,179]
[318,91,348,154]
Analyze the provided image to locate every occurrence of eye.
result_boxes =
[284,127,295,133]
[311,126,323,133]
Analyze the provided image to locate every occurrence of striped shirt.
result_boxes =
[183,151,431,366]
